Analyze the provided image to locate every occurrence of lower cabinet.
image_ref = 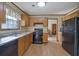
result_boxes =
[43,33,48,43]
[18,33,33,56]
[0,40,18,56]
[0,33,33,56]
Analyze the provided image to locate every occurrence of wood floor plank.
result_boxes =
[23,40,70,56]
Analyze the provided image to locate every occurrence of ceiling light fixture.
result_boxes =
[37,2,46,7]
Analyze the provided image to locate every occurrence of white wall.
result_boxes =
[57,16,63,45]
[48,20,57,31]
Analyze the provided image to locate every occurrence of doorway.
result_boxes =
[48,19,58,43]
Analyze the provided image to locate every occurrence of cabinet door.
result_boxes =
[18,37,24,56]
[18,34,33,56]
[0,2,5,23]
[29,33,33,44]
[18,36,28,56]
[25,15,29,27]
[21,13,29,27]
[43,18,48,27]
[43,33,48,43]
[0,2,5,18]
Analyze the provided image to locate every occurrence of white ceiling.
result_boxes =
[14,2,79,16]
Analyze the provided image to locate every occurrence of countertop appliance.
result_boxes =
[62,17,79,56]
[33,28,43,44]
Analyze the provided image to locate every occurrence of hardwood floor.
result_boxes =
[23,37,70,56]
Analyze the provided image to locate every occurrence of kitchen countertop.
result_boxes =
[0,31,33,46]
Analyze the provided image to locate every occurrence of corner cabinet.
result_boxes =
[0,2,6,23]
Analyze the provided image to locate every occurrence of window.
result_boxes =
[1,19,19,29]
[1,3,21,29]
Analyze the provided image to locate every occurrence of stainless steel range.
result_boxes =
[33,28,43,44]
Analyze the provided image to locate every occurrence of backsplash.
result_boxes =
[0,28,28,37]
[27,27,48,33]
[0,27,48,37]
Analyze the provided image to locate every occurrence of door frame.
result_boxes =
[48,19,59,42]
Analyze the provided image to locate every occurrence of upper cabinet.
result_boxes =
[63,10,79,21]
[21,13,29,27]
[0,2,5,23]
[43,18,48,27]
[29,16,48,27]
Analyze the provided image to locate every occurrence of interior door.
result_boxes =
[52,24,56,35]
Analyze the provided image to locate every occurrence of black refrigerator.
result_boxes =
[62,17,79,56]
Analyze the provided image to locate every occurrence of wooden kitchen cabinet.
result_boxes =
[29,16,48,27]
[43,33,48,43]
[18,33,33,56]
[29,33,33,44]
[0,33,33,56]
[0,2,5,23]
[43,18,48,27]
[63,10,79,21]
[18,37,25,56]
[21,13,29,27]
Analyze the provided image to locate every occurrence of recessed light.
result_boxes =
[37,2,46,7]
